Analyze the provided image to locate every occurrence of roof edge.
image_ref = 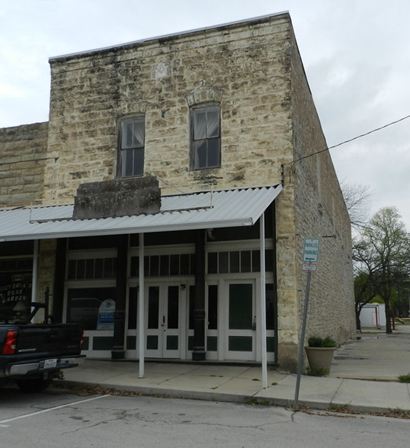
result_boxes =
[49,11,290,63]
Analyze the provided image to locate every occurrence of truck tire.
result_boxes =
[16,378,51,393]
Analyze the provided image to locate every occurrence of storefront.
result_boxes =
[64,239,276,363]
[0,241,34,323]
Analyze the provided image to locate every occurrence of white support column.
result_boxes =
[259,213,268,388]
[138,233,145,378]
[31,240,39,322]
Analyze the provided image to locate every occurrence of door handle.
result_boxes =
[252,317,256,331]
[161,315,165,328]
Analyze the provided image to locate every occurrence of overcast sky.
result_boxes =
[1,0,409,228]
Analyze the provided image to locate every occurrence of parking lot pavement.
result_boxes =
[0,384,107,425]
[0,387,409,448]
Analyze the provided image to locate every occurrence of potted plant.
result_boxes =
[305,336,337,376]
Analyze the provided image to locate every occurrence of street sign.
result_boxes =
[303,239,319,263]
[302,262,317,271]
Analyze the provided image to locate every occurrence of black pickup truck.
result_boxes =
[0,301,83,392]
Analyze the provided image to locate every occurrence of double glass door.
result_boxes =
[145,284,181,358]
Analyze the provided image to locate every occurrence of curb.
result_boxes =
[53,379,409,416]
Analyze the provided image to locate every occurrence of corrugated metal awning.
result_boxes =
[0,185,282,242]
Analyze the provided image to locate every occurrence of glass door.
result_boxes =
[225,282,256,361]
[163,285,181,358]
[145,286,162,358]
[144,284,182,359]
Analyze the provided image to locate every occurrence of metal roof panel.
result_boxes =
[0,185,282,242]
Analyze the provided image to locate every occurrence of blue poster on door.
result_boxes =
[97,298,116,330]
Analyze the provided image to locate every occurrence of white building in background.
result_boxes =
[360,304,386,329]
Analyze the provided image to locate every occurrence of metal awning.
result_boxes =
[0,185,282,242]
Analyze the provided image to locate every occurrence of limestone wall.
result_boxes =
[44,15,293,203]
[289,30,355,355]
[0,122,48,207]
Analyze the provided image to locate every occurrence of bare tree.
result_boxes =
[353,207,410,333]
[341,183,371,229]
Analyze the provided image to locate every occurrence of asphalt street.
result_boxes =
[0,386,409,448]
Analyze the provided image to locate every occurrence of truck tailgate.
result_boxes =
[15,324,82,359]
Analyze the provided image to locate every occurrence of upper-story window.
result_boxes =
[118,116,145,177]
[190,104,221,170]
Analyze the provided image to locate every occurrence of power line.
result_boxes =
[292,113,410,164]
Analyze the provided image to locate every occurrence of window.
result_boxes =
[118,116,145,177]
[191,105,220,169]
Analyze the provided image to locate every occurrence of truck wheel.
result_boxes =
[17,378,51,393]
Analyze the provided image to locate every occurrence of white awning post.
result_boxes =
[138,233,145,378]
[31,240,39,322]
[259,213,268,388]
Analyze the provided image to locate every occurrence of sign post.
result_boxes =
[294,238,320,410]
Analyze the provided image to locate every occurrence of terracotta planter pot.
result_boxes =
[305,346,336,374]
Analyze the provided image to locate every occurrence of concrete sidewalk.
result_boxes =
[330,326,410,381]
[58,359,410,413]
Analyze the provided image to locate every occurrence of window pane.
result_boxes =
[67,288,116,331]
[207,108,219,138]
[148,287,159,329]
[208,252,217,274]
[160,255,170,276]
[128,287,138,330]
[230,251,240,273]
[167,286,179,329]
[241,251,251,272]
[125,149,133,176]
[103,258,114,278]
[229,284,253,330]
[121,120,132,148]
[150,256,159,276]
[180,254,190,275]
[194,141,207,169]
[68,260,76,279]
[121,118,144,148]
[189,286,195,330]
[76,259,85,279]
[193,110,207,140]
[133,120,145,147]
[219,252,229,273]
[170,254,180,275]
[130,257,138,277]
[207,139,220,167]
[208,285,218,329]
[85,259,94,279]
[144,256,150,276]
[252,250,260,272]
[94,259,103,278]
[133,148,144,176]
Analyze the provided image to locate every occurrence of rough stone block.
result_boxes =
[73,175,161,219]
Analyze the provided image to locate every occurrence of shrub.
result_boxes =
[322,336,337,348]
[398,374,410,383]
[308,336,336,348]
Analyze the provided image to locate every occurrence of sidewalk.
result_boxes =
[57,358,410,413]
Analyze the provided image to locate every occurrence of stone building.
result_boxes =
[0,12,355,371]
